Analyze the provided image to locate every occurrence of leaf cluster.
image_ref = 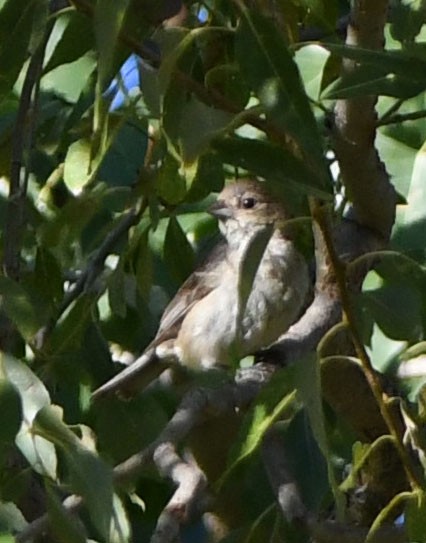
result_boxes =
[2,0,426,542]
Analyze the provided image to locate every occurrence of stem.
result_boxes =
[3,25,53,280]
[311,201,423,490]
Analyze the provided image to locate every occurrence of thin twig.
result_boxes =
[377,108,426,127]
[3,22,54,280]
[34,205,143,349]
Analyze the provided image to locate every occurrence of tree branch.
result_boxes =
[151,443,208,543]
[332,0,397,238]
[3,22,53,281]
[16,373,266,543]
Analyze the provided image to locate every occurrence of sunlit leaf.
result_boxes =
[110,493,131,543]
[35,406,114,539]
[235,8,327,177]
[0,354,57,479]
[44,10,94,74]
[221,367,299,485]
[63,138,92,193]
[0,502,27,534]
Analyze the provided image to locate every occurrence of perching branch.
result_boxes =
[151,442,208,543]
[16,373,266,543]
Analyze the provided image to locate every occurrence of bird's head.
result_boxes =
[209,179,288,239]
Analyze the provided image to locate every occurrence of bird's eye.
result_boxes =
[242,197,256,209]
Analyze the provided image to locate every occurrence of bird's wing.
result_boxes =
[91,239,227,401]
[150,240,227,347]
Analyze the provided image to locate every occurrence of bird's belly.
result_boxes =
[175,288,239,369]
[175,244,309,369]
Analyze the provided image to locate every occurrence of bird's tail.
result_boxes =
[91,348,169,402]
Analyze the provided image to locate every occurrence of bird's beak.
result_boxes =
[208,199,233,220]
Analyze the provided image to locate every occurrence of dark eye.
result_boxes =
[242,197,256,209]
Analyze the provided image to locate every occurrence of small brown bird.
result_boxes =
[92,179,310,400]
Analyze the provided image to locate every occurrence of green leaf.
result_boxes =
[0,277,40,341]
[163,216,195,284]
[362,282,423,341]
[110,494,131,543]
[65,447,113,539]
[46,485,87,543]
[98,121,148,187]
[186,152,224,202]
[41,50,97,104]
[295,44,330,102]
[220,367,299,485]
[134,227,153,301]
[94,0,130,91]
[35,406,113,539]
[38,187,106,251]
[390,0,426,43]
[375,131,417,199]
[43,10,95,74]
[295,354,345,518]
[235,9,326,175]
[108,259,127,318]
[48,294,97,355]
[34,246,64,309]
[393,142,426,256]
[323,63,425,100]
[205,63,250,110]
[322,42,425,76]
[63,138,92,193]
[298,0,338,30]
[0,502,27,534]
[0,354,57,479]
[157,27,206,92]
[212,136,332,199]
[139,60,161,117]
[0,380,22,444]
[163,92,233,165]
[321,43,426,99]
[406,490,426,542]
[156,153,187,204]
[367,323,406,373]
[0,0,37,99]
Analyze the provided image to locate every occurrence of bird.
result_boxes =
[92,179,310,401]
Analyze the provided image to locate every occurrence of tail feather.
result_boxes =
[91,349,168,401]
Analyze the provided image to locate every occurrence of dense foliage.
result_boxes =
[2,0,426,542]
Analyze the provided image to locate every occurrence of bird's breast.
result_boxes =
[174,236,309,369]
